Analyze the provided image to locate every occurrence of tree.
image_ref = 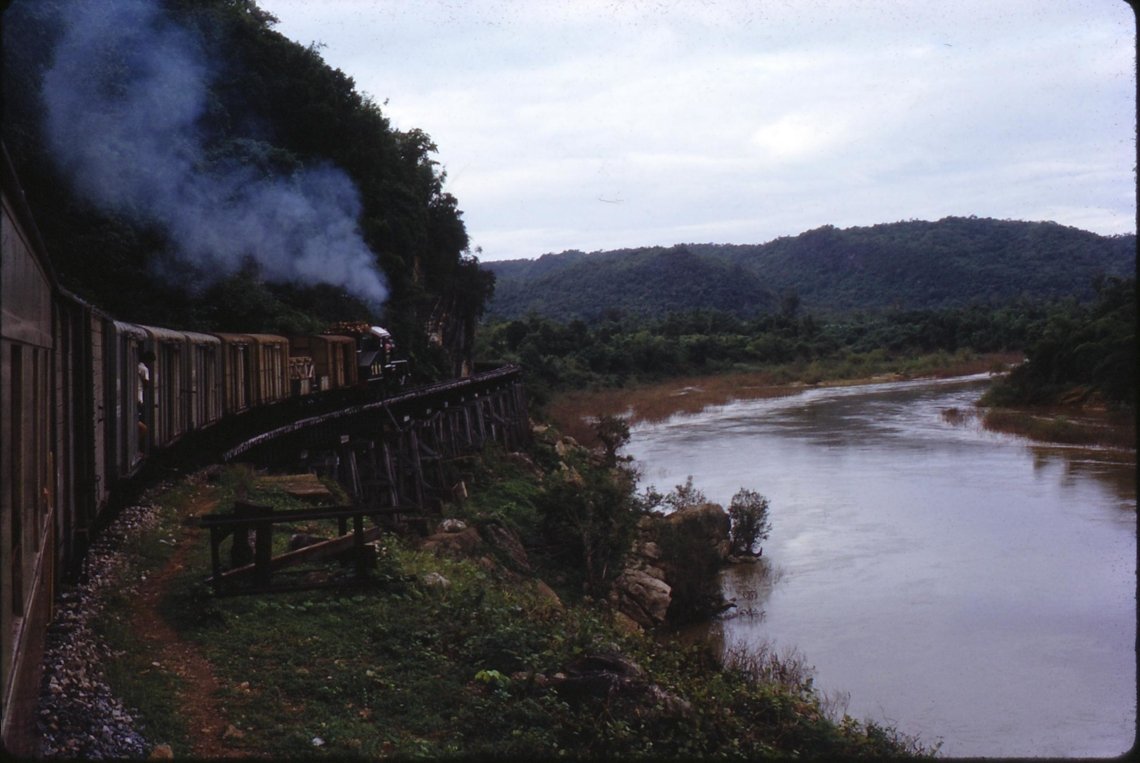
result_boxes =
[539,466,640,598]
[727,488,771,557]
[593,414,631,467]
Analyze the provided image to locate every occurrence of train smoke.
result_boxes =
[39,0,388,305]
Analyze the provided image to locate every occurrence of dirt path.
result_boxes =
[128,493,247,759]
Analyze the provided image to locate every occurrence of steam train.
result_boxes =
[0,146,406,753]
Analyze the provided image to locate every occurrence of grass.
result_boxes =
[84,463,936,759]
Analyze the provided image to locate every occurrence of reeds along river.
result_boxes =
[627,374,1136,758]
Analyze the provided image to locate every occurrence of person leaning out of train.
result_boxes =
[138,350,155,450]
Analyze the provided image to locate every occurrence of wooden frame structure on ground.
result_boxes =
[202,366,530,593]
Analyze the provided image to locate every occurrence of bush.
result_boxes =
[728,488,771,557]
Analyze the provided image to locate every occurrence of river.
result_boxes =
[627,374,1136,758]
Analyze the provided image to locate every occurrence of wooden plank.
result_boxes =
[214,525,384,583]
[197,503,373,527]
[256,473,334,501]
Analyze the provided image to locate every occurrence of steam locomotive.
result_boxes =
[0,145,407,753]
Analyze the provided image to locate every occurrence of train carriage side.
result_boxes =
[142,326,189,449]
[290,334,357,392]
[109,320,149,476]
[214,333,255,416]
[324,334,358,389]
[1,145,57,754]
[183,330,223,430]
[86,307,112,515]
[51,291,100,581]
[247,334,290,406]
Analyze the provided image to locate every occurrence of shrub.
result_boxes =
[728,488,771,557]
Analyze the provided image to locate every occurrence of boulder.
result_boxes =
[436,518,467,534]
[666,502,732,561]
[610,568,671,629]
[610,502,734,628]
[480,521,532,573]
[421,525,483,557]
[532,579,564,610]
[421,572,451,590]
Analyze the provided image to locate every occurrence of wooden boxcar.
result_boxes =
[290,334,358,391]
[214,333,290,414]
[214,332,254,415]
[52,292,102,586]
[109,320,149,473]
[247,334,290,406]
[183,330,223,431]
[1,145,57,754]
[144,326,191,450]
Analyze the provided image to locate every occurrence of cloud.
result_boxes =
[259,0,1136,261]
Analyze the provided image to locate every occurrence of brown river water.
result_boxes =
[627,374,1136,757]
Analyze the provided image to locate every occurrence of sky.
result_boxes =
[255,0,1136,263]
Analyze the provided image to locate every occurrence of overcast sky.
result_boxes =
[256,0,1135,262]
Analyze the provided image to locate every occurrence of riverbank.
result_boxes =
[945,404,1137,450]
[548,350,1021,445]
[35,447,936,759]
[623,373,1136,756]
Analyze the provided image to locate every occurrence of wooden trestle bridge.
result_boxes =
[198,364,530,594]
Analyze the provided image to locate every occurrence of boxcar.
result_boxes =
[214,333,290,414]
[143,326,191,450]
[108,320,149,475]
[248,334,290,406]
[1,145,57,754]
[214,332,254,415]
[290,334,358,391]
[52,291,101,582]
[183,331,223,431]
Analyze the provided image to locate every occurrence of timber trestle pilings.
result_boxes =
[222,364,530,519]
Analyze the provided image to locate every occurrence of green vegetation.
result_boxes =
[728,489,772,558]
[486,219,1135,322]
[89,451,935,759]
[479,303,1036,412]
[982,276,1136,410]
[970,277,1136,449]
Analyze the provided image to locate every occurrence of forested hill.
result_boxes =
[2,0,493,378]
[485,218,1135,321]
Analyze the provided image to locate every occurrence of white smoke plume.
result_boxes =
[40,0,388,305]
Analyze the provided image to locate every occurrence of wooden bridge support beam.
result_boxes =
[225,366,530,530]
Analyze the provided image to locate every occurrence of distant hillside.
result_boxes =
[485,218,1135,321]
[486,245,775,322]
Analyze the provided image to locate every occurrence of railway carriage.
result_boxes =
[214,333,291,414]
[215,332,255,415]
[1,142,418,753]
[52,291,103,581]
[183,330,224,431]
[143,325,191,450]
[109,320,149,473]
[141,326,224,447]
[2,146,57,754]
[289,333,358,391]
[246,334,290,406]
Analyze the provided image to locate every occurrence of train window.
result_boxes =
[9,344,24,616]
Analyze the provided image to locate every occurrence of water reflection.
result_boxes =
[1029,446,1137,513]
[630,375,1136,758]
